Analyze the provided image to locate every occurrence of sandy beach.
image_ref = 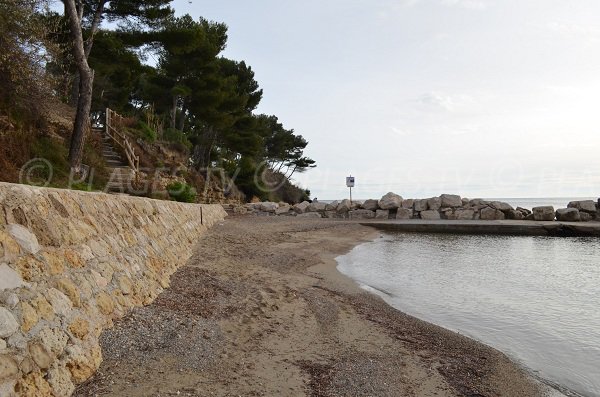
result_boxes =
[74,217,545,397]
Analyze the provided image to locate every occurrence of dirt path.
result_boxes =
[74,217,544,397]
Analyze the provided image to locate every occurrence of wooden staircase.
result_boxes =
[93,124,135,193]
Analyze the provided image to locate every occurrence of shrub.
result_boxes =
[166,181,197,203]
[137,121,157,142]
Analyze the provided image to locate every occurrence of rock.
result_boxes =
[525,213,535,221]
[580,212,593,222]
[47,365,75,397]
[469,199,488,206]
[507,210,524,220]
[325,201,339,211]
[336,200,352,213]
[401,199,414,209]
[361,199,379,211]
[297,212,322,218]
[349,210,376,219]
[95,292,114,315]
[274,206,291,215]
[307,202,327,212]
[68,318,90,339]
[440,194,462,207]
[0,292,19,309]
[6,223,40,254]
[533,206,555,221]
[427,197,442,211]
[480,207,505,220]
[489,201,514,214]
[461,198,470,206]
[516,207,532,215]
[420,210,441,220]
[29,342,54,369]
[375,210,389,219]
[20,302,39,333]
[0,308,19,338]
[0,339,5,350]
[556,208,580,222]
[413,199,428,212]
[396,208,413,220]
[323,211,339,219]
[378,192,403,210]
[568,200,597,213]
[259,202,279,212]
[0,264,25,291]
[454,209,475,220]
[38,328,68,356]
[293,201,310,214]
[56,278,80,307]
[0,355,18,380]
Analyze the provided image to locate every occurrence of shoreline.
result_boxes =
[75,217,550,396]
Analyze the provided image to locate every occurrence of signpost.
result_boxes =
[346,176,355,204]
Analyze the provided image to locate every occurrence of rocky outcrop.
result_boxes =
[556,208,580,222]
[0,182,226,397]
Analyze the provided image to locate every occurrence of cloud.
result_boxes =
[418,92,474,112]
[440,0,487,10]
[546,22,600,41]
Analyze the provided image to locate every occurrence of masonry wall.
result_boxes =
[0,182,227,397]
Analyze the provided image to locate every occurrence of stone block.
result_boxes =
[420,210,441,220]
[375,210,389,219]
[378,192,403,210]
[556,208,580,222]
[533,206,555,221]
[440,194,462,207]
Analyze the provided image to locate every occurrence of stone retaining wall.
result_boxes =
[0,182,226,397]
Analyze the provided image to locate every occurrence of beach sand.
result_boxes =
[74,217,545,397]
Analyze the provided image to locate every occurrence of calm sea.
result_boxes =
[337,233,600,397]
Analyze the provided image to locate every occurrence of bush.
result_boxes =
[166,181,197,203]
[136,121,157,142]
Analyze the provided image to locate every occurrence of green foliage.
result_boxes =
[137,120,157,142]
[163,127,187,144]
[166,181,197,203]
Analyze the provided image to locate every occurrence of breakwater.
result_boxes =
[226,192,600,223]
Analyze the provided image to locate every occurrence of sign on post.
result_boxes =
[346,176,355,203]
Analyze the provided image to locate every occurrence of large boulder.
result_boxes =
[556,208,580,222]
[427,197,442,211]
[440,194,462,208]
[325,201,339,211]
[532,206,555,221]
[375,210,389,220]
[293,201,310,214]
[396,208,413,220]
[275,205,291,215]
[480,207,505,220]
[413,199,428,212]
[401,199,414,209]
[420,210,441,220]
[349,209,376,219]
[454,209,475,220]
[516,207,532,216]
[361,199,379,211]
[568,200,597,213]
[378,192,403,210]
[337,199,352,213]
[507,210,524,220]
[308,202,327,212]
[490,201,514,213]
[259,202,279,212]
[580,212,593,222]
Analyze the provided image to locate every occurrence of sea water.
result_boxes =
[337,233,600,397]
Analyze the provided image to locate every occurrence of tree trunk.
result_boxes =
[63,0,94,172]
[170,95,177,130]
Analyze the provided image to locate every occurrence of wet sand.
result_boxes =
[75,217,546,397]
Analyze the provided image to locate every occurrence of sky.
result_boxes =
[174,1,599,199]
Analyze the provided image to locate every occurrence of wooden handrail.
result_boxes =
[105,108,139,175]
